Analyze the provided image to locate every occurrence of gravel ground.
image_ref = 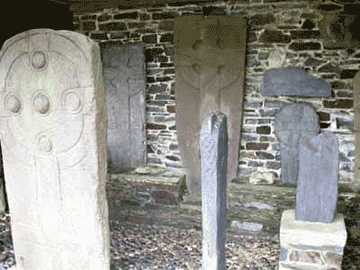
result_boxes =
[0,215,359,269]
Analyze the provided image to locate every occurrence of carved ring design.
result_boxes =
[31,51,47,70]
[37,134,53,153]
[33,93,50,114]
[62,90,82,114]
[5,94,21,114]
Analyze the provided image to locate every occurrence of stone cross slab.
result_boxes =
[274,103,319,185]
[174,15,247,196]
[102,43,146,173]
[296,131,339,223]
[0,29,110,269]
[201,113,228,270]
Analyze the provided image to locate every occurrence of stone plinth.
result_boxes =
[107,167,186,205]
[279,210,347,270]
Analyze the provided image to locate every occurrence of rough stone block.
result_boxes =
[249,172,274,185]
[260,67,331,97]
[0,29,110,269]
[289,250,321,264]
[99,22,126,31]
[230,220,263,234]
[289,42,321,51]
[280,210,347,249]
[259,30,291,43]
[296,131,339,223]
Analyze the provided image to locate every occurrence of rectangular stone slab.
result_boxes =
[296,131,339,223]
[0,29,110,269]
[201,113,228,270]
[102,44,146,173]
[174,15,247,196]
[354,71,360,190]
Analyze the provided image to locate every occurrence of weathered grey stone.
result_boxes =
[0,29,110,269]
[174,15,247,196]
[267,47,286,69]
[134,164,167,175]
[102,44,146,173]
[249,172,274,185]
[296,131,339,223]
[200,113,228,270]
[354,71,360,190]
[244,202,276,211]
[230,220,263,233]
[274,103,320,185]
[260,67,331,97]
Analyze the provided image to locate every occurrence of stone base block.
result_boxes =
[279,210,347,270]
[107,166,187,205]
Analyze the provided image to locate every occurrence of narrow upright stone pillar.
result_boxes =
[200,113,228,270]
[0,29,110,269]
[354,71,360,190]
[296,131,339,223]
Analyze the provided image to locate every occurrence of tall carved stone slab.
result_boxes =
[354,71,360,189]
[174,15,247,196]
[296,131,339,223]
[0,29,110,269]
[102,44,146,173]
[274,103,319,185]
[201,113,228,270]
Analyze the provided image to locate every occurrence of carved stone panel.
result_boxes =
[174,15,247,196]
[0,29,110,269]
[274,103,320,185]
[102,44,146,173]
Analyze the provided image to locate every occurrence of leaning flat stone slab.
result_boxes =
[260,67,331,97]
[0,29,110,269]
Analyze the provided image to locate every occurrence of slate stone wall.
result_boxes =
[73,0,360,186]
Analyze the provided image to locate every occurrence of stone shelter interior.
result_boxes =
[0,0,360,269]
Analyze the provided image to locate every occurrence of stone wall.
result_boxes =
[72,0,360,186]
